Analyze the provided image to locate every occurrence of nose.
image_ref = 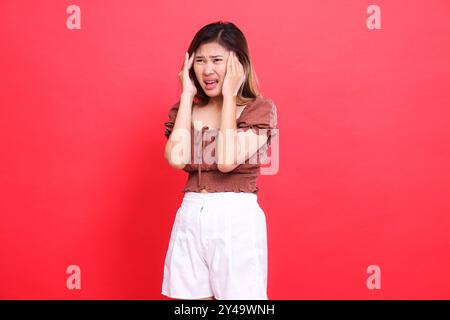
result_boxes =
[202,61,215,75]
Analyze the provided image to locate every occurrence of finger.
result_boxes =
[188,52,195,68]
[237,58,245,78]
[237,57,244,75]
[235,55,244,83]
[227,51,233,72]
[186,52,192,68]
[235,54,241,75]
[228,51,234,73]
[184,52,190,70]
[238,60,244,75]
[231,51,237,74]
[181,52,187,71]
[234,52,240,75]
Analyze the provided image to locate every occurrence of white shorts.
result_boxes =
[161,191,268,300]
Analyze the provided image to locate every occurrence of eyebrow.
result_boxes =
[195,55,223,58]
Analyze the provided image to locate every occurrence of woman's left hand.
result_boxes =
[222,51,246,97]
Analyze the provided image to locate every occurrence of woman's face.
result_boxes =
[193,42,230,98]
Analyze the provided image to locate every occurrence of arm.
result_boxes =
[217,51,271,173]
[164,93,193,169]
[217,95,269,173]
[164,52,196,170]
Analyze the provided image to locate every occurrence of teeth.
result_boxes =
[205,80,217,84]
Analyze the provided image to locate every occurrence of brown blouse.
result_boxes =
[164,95,277,194]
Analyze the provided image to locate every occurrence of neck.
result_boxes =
[208,95,223,108]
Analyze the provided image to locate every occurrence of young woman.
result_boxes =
[162,21,277,300]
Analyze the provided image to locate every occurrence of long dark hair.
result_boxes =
[187,21,260,106]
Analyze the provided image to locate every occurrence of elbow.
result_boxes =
[168,162,186,170]
[164,141,187,170]
[165,157,186,170]
[165,155,186,170]
[217,163,236,173]
[164,151,186,170]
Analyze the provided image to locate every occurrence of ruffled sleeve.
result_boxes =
[164,102,180,139]
[237,96,278,147]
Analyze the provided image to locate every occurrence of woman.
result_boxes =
[162,21,277,300]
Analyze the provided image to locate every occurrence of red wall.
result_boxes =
[1,0,449,299]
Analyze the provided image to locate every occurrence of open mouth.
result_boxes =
[204,79,218,90]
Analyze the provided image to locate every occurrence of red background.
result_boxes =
[1,0,449,299]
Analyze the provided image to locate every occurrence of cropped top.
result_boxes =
[164,95,277,194]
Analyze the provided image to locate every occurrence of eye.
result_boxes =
[214,59,222,62]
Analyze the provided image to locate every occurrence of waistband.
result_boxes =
[183,191,257,205]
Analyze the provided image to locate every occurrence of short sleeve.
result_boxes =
[164,102,180,139]
[237,97,278,147]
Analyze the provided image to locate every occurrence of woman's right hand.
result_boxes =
[179,52,197,98]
